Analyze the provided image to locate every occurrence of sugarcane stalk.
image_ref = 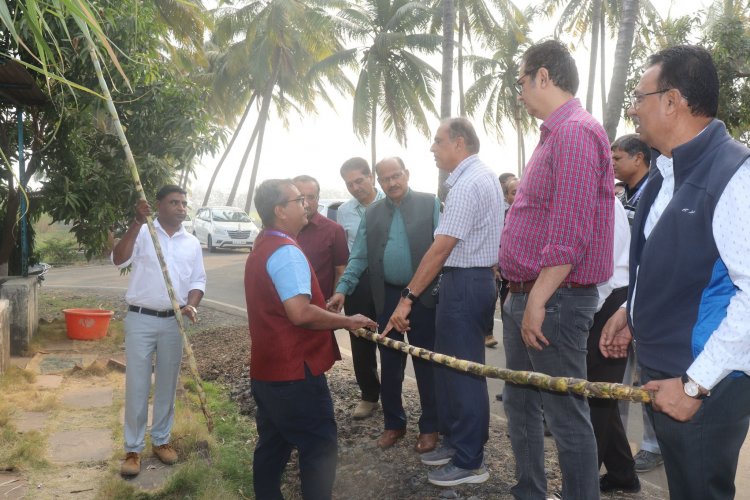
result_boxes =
[85,36,213,432]
[351,328,651,404]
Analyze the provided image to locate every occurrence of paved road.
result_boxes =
[43,250,750,498]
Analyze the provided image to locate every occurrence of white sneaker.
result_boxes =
[352,400,379,419]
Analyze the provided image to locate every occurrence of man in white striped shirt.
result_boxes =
[384,117,503,487]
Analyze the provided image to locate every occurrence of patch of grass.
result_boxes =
[25,319,68,355]
[0,366,36,390]
[17,390,59,412]
[26,318,125,356]
[0,424,48,470]
[39,292,125,322]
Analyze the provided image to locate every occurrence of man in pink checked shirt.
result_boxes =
[499,40,614,500]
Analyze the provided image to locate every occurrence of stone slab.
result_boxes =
[33,374,63,390]
[61,386,113,409]
[47,428,112,463]
[122,456,179,491]
[13,411,47,433]
[38,355,83,374]
[0,472,28,499]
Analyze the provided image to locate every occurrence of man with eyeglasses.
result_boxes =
[600,45,750,500]
[329,157,441,454]
[500,39,614,500]
[113,184,205,477]
[335,158,386,419]
[293,175,348,300]
[245,179,377,499]
[384,118,503,487]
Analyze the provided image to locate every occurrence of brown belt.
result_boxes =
[508,280,595,294]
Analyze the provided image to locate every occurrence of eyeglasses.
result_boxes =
[514,74,529,95]
[279,196,305,206]
[629,89,671,109]
[377,170,405,185]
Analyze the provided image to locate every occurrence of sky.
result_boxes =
[190,0,709,207]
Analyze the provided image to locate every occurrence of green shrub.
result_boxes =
[38,237,79,265]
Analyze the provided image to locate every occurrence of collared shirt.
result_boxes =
[336,192,441,295]
[634,154,750,389]
[596,198,630,311]
[295,211,349,298]
[337,189,385,250]
[500,98,614,284]
[436,155,503,267]
[115,219,206,310]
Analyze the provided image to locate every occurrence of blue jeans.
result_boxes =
[124,311,183,453]
[377,285,437,433]
[502,287,600,500]
[252,366,337,500]
[434,267,495,469]
[642,366,750,500]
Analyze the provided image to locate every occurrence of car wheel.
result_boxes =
[207,234,216,253]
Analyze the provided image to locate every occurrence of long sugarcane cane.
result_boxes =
[351,328,651,404]
[85,34,213,432]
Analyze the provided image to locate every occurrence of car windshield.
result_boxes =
[212,209,252,223]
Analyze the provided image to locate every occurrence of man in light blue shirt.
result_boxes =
[334,157,385,419]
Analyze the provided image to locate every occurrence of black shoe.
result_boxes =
[599,474,641,493]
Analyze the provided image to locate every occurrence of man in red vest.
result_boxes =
[245,178,377,499]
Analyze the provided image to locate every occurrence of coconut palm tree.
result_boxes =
[319,0,442,168]
[464,12,534,174]
[210,0,349,212]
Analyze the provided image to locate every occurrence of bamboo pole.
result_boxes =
[85,38,213,432]
[351,328,651,404]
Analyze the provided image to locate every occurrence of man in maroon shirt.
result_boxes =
[293,175,349,299]
[499,40,614,500]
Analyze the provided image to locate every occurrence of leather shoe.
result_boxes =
[414,432,438,453]
[120,452,140,477]
[599,473,641,493]
[377,429,406,449]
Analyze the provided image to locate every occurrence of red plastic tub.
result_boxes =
[62,309,114,340]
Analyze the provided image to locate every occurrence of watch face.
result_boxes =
[684,381,700,398]
[401,288,410,298]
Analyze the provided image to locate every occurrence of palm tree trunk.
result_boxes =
[242,70,279,213]
[226,102,265,206]
[202,95,255,207]
[85,35,213,432]
[603,0,639,141]
[438,0,455,201]
[585,0,601,112]
[599,11,607,115]
[370,100,377,168]
[457,2,466,116]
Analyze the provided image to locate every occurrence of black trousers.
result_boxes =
[344,271,380,402]
[586,286,637,484]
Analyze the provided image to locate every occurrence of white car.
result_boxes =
[193,206,260,252]
[181,213,194,234]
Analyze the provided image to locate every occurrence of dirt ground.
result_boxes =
[39,287,658,499]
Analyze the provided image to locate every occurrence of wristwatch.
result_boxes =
[681,374,710,399]
[400,287,418,302]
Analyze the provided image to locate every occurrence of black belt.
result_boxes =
[128,305,178,318]
[508,280,595,294]
[442,266,492,273]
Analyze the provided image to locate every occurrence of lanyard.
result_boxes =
[264,229,294,242]
[628,177,649,206]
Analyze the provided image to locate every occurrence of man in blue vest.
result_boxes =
[329,157,441,454]
[601,45,750,500]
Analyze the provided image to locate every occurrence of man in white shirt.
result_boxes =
[113,185,206,477]
[601,45,750,500]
